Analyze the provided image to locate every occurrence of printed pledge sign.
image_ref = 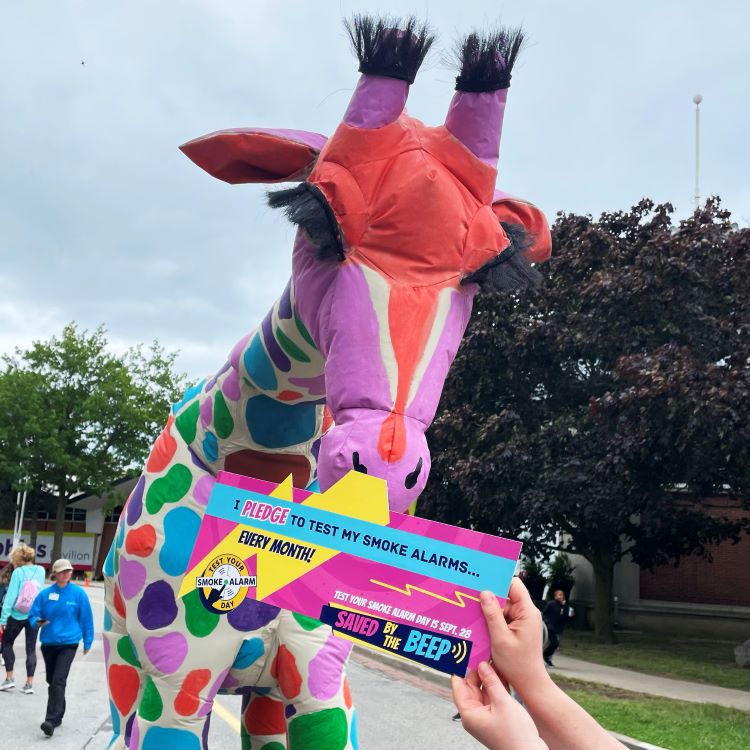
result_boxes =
[179,470,521,676]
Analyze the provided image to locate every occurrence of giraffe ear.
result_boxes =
[492,190,552,263]
[180,128,328,184]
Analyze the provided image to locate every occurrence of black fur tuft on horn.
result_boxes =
[454,27,524,92]
[267,184,345,261]
[344,15,435,84]
[461,222,542,292]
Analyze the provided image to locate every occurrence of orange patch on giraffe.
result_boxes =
[113,584,126,619]
[343,677,353,709]
[270,644,302,699]
[146,415,177,473]
[174,669,212,716]
[125,524,157,558]
[244,695,286,736]
[277,390,303,401]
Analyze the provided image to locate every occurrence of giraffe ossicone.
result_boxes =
[104,14,550,750]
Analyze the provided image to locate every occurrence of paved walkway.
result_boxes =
[552,654,750,711]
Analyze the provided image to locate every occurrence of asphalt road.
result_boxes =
[1,584,480,749]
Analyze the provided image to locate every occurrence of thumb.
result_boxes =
[477,661,512,708]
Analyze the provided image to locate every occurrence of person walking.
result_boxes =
[542,589,575,667]
[28,558,94,737]
[0,544,46,694]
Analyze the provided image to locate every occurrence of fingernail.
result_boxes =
[480,591,493,607]
[477,661,492,678]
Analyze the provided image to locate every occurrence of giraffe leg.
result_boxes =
[273,611,357,750]
[240,689,288,750]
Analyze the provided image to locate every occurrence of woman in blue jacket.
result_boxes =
[29,558,94,737]
[0,544,46,694]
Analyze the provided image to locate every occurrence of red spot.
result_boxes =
[108,664,140,716]
[174,669,211,716]
[113,584,126,619]
[146,416,177,473]
[322,406,334,434]
[244,695,286,736]
[125,525,157,558]
[277,390,303,401]
[270,644,302,699]
[343,677,353,709]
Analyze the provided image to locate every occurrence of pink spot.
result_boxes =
[144,632,188,675]
[230,335,252,370]
[200,398,213,428]
[193,475,214,507]
[198,667,230,717]
[222,369,241,401]
[119,558,147,600]
[308,634,352,701]
[103,636,111,665]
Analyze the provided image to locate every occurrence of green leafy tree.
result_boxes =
[0,323,186,561]
[421,199,750,641]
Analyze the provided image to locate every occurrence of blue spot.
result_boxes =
[142,727,201,750]
[253,686,271,696]
[109,699,121,737]
[159,507,201,576]
[202,431,218,462]
[103,541,116,577]
[243,335,278,391]
[245,396,317,449]
[232,637,264,669]
[350,708,359,750]
[172,380,206,415]
[116,519,126,548]
[103,609,113,632]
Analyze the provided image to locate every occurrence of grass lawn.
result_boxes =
[562,628,750,691]
[554,676,750,750]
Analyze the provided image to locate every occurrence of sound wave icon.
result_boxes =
[451,640,468,664]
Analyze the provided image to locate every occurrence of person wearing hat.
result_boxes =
[28,558,94,737]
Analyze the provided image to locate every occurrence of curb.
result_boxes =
[611,732,669,750]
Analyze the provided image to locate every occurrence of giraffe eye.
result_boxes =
[404,457,423,489]
[352,452,368,474]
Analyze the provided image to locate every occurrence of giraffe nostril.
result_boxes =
[352,452,368,474]
[404,457,423,489]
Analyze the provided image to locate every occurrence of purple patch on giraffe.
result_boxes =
[189,447,210,472]
[130,717,140,750]
[103,635,111,665]
[193,475,214,507]
[278,281,293,319]
[198,667,230,717]
[222,368,241,402]
[230,334,252,370]
[126,476,145,527]
[137,581,178,630]
[221,673,240,690]
[285,703,297,718]
[308,634,352,701]
[204,376,217,392]
[119,558,147,600]
[234,686,253,696]
[311,438,321,462]
[227,599,281,633]
[202,715,210,750]
[125,712,136,747]
[200,398,213,428]
[144,631,188,675]
[289,373,326,396]
[261,311,291,372]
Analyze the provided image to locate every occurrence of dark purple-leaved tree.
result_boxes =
[420,198,750,641]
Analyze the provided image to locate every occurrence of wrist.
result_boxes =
[513,669,556,705]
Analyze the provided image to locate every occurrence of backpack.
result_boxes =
[15,576,42,614]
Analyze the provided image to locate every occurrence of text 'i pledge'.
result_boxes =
[239,499,290,525]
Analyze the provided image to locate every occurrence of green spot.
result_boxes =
[183,588,220,638]
[145,463,193,515]
[293,309,317,350]
[139,676,163,722]
[292,612,324,631]
[240,724,251,750]
[114,548,120,576]
[117,636,141,668]
[288,708,348,750]
[260,744,286,750]
[175,400,201,444]
[214,392,234,439]
[275,327,311,363]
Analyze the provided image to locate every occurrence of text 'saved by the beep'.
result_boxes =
[179,470,522,676]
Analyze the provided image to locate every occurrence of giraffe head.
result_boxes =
[180,16,551,513]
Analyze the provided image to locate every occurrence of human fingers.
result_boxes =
[451,671,482,713]
[480,590,509,635]
[477,661,511,705]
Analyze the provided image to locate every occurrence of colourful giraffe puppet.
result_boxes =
[103,16,551,750]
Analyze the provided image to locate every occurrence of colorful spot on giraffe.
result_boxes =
[125,476,146,526]
[174,669,211,716]
[142,726,201,750]
[118,558,147,600]
[139,675,164,722]
[124,712,136,748]
[202,431,219,462]
[108,699,121,738]
[308,634,351,701]
[146,417,178,473]
[108,664,140,716]
[117,636,141,668]
[227,599,280,632]
[200,398,213,428]
[232,637,265,670]
[244,695,286,737]
[193,475,214,507]
[103,608,112,633]
[145,463,193,515]
[172,380,205,415]
[137,581,177,630]
[129,717,141,750]
[277,390,303,401]
[160,507,201,576]
[245,396,317,448]
[230,333,252,370]
[244,335,278,391]
[214,391,234,438]
[144,631,188,675]
[350,709,359,750]
[113,584,126,618]
[222,367,241,401]
[183,588,220,638]
[288,707,348,750]
[103,634,111,664]
[198,667,230,718]
[262,312,291,372]
[285,703,297,719]
[125,524,157,558]
[292,613,323,631]
[343,677,353,709]
[271,644,302,699]
[276,326,311,363]
[294,309,317,349]
[175,400,201,444]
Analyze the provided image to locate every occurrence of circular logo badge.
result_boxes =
[196,554,255,614]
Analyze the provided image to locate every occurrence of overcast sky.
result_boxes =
[2,1,747,380]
